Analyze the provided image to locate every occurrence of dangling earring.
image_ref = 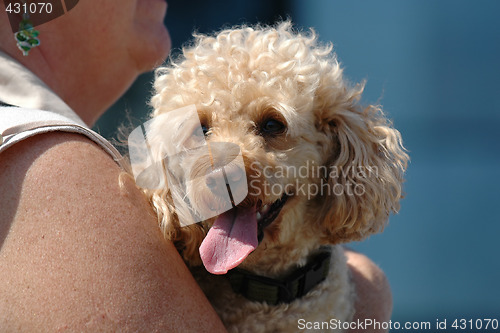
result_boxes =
[14,9,41,56]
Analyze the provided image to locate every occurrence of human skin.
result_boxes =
[0,1,392,330]
[0,1,227,331]
[0,0,172,124]
[347,250,393,333]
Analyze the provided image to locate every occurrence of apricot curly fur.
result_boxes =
[141,21,408,332]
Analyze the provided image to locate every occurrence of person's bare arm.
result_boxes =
[345,248,393,333]
[0,133,226,332]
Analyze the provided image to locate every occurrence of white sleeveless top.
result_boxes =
[0,51,125,169]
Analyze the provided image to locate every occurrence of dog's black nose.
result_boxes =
[205,164,245,197]
[224,164,244,183]
[205,168,224,192]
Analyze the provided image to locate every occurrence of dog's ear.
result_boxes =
[316,83,409,243]
[148,180,207,266]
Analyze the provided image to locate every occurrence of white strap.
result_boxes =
[0,107,128,170]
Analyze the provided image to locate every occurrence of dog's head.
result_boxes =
[143,22,408,275]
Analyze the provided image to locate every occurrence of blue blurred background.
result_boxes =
[94,0,500,328]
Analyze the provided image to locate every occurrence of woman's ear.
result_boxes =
[316,84,409,243]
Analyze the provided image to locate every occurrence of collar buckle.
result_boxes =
[292,250,331,299]
[227,249,331,305]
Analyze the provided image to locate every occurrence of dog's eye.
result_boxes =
[193,124,210,137]
[201,124,209,136]
[261,119,286,135]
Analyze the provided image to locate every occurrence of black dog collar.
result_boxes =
[226,249,331,305]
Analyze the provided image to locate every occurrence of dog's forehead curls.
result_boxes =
[152,22,332,129]
[145,21,408,276]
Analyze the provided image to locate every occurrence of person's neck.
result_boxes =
[19,50,109,127]
[0,33,136,128]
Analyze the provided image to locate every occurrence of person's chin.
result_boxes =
[133,24,171,72]
[148,25,172,67]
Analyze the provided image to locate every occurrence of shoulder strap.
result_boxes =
[0,106,128,171]
[0,101,13,107]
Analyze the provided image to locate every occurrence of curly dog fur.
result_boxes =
[141,21,408,332]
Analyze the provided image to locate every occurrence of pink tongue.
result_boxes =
[199,205,258,274]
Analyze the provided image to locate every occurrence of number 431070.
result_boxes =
[452,318,498,330]
[5,2,53,14]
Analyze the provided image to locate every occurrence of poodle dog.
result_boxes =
[133,22,408,332]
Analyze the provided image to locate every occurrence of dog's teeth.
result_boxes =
[260,204,270,214]
[256,212,262,221]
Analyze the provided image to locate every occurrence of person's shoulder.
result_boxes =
[0,132,226,331]
[0,131,138,235]
[0,130,120,188]
[344,248,393,333]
